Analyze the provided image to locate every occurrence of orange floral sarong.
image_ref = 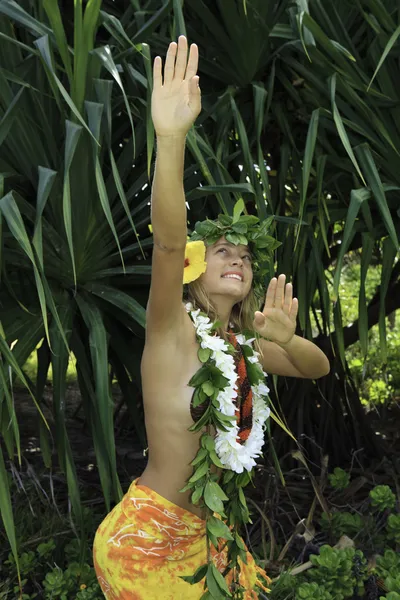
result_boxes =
[93,479,270,599]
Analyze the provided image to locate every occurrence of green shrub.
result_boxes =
[296,582,332,600]
[386,514,400,545]
[370,486,396,511]
[319,511,365,539]
[75,583,103,599]
[42,566,76,600]
[375,549,400,579]
[306,546,368,599]
[385,576,400,595]
[328,468,350,491]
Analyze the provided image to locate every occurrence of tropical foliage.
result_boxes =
[0,0,399,588]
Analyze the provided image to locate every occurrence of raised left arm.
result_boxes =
[253,274,330,380]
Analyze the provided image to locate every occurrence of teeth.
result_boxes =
[223,274,242,281]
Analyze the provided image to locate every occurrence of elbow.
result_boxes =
[314,358,331,379]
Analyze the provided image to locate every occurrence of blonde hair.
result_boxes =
[186,279,260,340]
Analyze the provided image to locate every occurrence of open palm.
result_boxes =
[253,274,298,345]
[152,36,201,137]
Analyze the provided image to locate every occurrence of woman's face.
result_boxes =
[199,237,253,301]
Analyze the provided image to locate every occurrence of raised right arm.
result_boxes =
[146,37,201,337]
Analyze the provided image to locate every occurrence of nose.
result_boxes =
[230,255,243,267]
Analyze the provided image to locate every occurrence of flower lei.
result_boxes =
[179,304,271,599]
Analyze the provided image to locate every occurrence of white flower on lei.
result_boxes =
[235,334,255,347]
[201,334,227,353]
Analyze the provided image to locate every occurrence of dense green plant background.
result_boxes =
[0,0,399,598]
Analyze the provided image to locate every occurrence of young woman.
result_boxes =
[93,36,330,600]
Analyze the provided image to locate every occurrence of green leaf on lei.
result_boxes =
[232,198,245,223]
[198,347,212,363]
[180,563,208,584]
[204,482,226,515]
[209,450,225,469]
[209,481,229,501]
[191,447,208,466]
[191,485,205,505]
[192,387,208,408]
[246,361,264,385]
[238,487,247,508]
[202,434,215,451]
[188,406,212,432]
[211,563,232,596]
[207,515,234,540]
[206,565,229,599]
[189,365,211,387]
[234,532,246,550]
[202,381,214,396]
[189,461,210,483]
[225,232,242,246]
[231,222,248,235]
[223,470,235,484]
[217,214,232,226]
[195,220,218,237]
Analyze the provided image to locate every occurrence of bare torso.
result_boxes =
[139,307,208,518]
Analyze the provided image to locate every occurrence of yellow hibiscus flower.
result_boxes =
[183,241,207,284]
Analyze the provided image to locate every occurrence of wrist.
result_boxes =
[156,133,187,145]
[275,335,295,349]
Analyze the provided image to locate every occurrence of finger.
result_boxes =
[153,56,162,89]
[263,277,277,310]
[274,274,286,308]
[289,298,299,323]
[283,282,292,315]
[164,41,177,85]
[174,35,188,81]
[185,43,199,80]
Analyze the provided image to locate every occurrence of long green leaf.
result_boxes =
[297,108,319,248]
[42,0,73,84]
[0,444,20,588]
[379,237,397,363]
[0,192,51,345]
[34,35,97,141]
[330,74,365,185]
[332,188,369,301]
[358,233,374,358]
[0,0,52,37]
[0,85,24,147]
[63,120,83,286]
[355,143,399,249]
[88,284,146,328]
[92,46,135,155]
[75,294,122,503]
[367,25,400,91]
[33,166,57,266]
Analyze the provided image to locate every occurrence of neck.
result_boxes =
[208,294,236,331]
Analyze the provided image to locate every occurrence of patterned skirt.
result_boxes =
[93,479,270,599]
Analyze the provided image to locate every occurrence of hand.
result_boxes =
[253,274,299,345]
[152,36,201,138]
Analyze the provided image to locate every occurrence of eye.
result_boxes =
[243,254,252,262]
[217,247,227,254]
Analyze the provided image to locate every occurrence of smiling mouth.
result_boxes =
[222,274,243,282]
